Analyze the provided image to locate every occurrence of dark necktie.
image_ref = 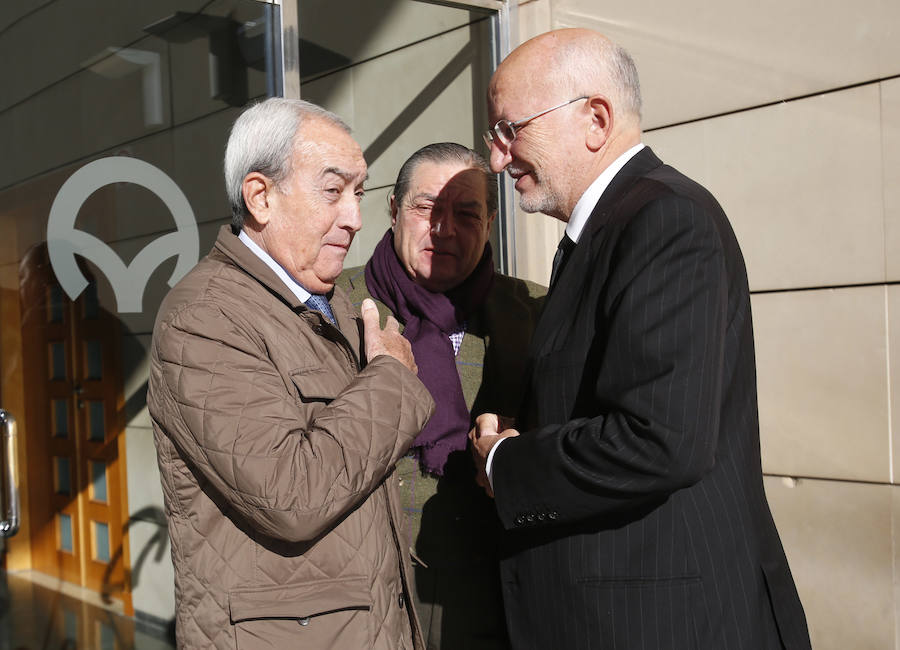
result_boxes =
[305,294,335,325]
[549,234,576,288]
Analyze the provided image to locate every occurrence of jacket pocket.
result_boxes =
[229,575,372,649]
[576,575,703,650]
[290,365,347,401]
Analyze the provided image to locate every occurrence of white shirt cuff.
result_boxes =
[485,436,510,491]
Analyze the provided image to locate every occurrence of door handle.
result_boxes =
[0,409,20,538]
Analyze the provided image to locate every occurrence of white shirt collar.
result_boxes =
[238,229,312,303]
[565,143,645,243]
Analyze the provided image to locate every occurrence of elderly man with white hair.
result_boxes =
[148,97,433,649]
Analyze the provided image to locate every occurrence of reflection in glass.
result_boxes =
[54,456,71,495]
[59,514,73,553]
[86,340,103,380]
[91,461,108,503]
[83,282,100,320]
[48,285,65,323]
[50,342,66,380]
[99,620,116,650]
[94,521,110,563]
[53,399,69,438]
[63,608,78,641]
[88,401,105,441]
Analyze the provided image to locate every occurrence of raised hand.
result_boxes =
[361,298,417,374]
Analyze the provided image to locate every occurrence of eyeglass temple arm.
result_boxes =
[511,95,589,127]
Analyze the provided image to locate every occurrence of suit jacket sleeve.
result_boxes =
[492,192,730,528]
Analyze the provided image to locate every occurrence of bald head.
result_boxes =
[492,29,642,131]
[486,29,643,220]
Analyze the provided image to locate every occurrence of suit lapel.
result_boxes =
[530,147,664,356]
[583,146,664,237]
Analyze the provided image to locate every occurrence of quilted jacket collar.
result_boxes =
[213,225,305,310]
[211,225,361,361]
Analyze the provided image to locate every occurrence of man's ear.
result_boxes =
[242,172,273,227]
[585,95,614,152]
[389,194,398,228]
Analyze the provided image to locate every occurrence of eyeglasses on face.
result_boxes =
[482,96,588,149]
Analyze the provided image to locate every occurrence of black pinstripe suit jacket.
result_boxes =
[492,148,811,650]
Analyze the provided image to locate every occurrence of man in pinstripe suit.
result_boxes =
[470,28,811,649]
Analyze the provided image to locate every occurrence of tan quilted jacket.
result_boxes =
[147,226,434,649]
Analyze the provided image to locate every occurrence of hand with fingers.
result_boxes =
[361,298,417,374]
[468,413,519,498]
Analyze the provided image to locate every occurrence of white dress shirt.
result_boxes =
[485,143,645,488]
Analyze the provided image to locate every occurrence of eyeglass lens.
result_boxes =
[483,121,515,148]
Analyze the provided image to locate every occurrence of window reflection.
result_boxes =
[85,341,103,380]
[82,282,100,320]
[53,399,69,438]
[91,461,108,503]
[88,401,106,442]
[49,342,66,380]
[93,521,110,563]
[48,285,65,323]
[54,457,71,495]
[59,514,74,553]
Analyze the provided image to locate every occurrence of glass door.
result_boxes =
[0,0,281,634]
[1,0,506,641]
[293,0,503,269]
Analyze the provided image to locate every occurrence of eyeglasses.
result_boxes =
[483,96,588,149]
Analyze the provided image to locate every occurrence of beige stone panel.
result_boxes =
[551,0,900,129]
[753,286,889,482]
[516,0,553,43]
[764,476,893,650]
[511,207,564,285]
[890,286,900,484]
[896,487,900,650]
[885,78,900,281]
[645,86,883,291]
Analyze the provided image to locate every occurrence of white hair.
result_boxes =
[556,37,643,124]
[223,98,351,232]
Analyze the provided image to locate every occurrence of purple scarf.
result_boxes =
[365,230,494,475]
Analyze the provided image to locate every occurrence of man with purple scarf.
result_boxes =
[337,142,544,649]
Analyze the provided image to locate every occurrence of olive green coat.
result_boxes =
[336,265,545,650]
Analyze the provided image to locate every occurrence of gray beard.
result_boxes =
[518,184,564,216]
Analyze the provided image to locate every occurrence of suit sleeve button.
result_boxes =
[548,511,558,520]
